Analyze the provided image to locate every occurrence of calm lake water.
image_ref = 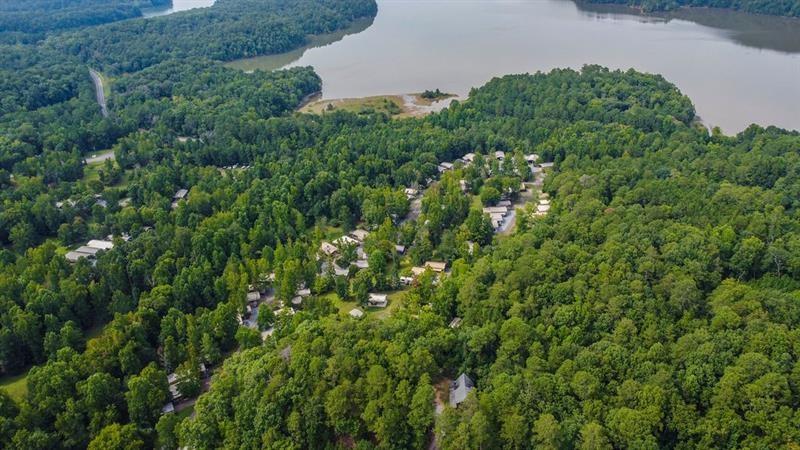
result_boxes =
[141,0,214,18]
[231,0,800,133]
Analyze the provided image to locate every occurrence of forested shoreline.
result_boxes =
[0,0,172,42]
[583,0,800,17]
[2,0,800,448]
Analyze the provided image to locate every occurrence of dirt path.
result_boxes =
[88,68,108,118]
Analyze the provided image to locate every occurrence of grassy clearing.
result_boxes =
[300,95,405,116]
[321,288,409,319]
[0,371,29,403]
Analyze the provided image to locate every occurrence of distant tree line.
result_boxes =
[584,0,800,17]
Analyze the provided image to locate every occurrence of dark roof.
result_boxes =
[449,373,474,406]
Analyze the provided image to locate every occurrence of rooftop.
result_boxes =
[449,373,475,407]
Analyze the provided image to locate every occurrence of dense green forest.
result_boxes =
[0,0,171,42]
[3,57,800,448]
[49,0,378,73]
[2,0,800,448]
[584,0,800,17]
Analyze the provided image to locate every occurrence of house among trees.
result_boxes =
[404,187,419,199]
[463,153,475,163]
[449,317,462,329]
[349,308,364,318]
[65,239,114,263]
[424,261,447,273]
[449,373,474,407]
[171,188,188,209]
[291,287,311,307]
[167,363,208,403]
[494,151,505,160]
[367,293,388,308]
[320,241,338,257]
[334,235,360,247]
[350,229,369,242]
[246,290,261,305]
[161,402,175,415]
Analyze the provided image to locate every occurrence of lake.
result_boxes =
[230,0,800,133]
[142,0,215,18]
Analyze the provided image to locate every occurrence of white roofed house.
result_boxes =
[246,291,261,305]
[462,153,475,163]
[438,162,454,171]
[367,293,388,308]
[449,373,475,407]
[87,239,114,250]
[350,229,369,242]
[171,188,188,209]
[319,241,339,257]
[65,249,95,263]
[494,151,505,160]
[424,261,447,273]
[65,239,114,263]
[525,154,539,163]
[334,235,360,247]
[483,206,508,216]
[404,188,419,199]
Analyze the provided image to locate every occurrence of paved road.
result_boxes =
[88,69,109,118]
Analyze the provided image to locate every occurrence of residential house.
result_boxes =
[449,373,475,407]
[424,261,446,273]
[351,229,369,242]
[367,293,388,308]
[320,241,339,257]
[483,206,508,215]
[349,308,364,318]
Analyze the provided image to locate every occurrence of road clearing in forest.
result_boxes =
[89,68,109,118]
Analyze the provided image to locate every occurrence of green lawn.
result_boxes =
[0,371,29,403]
[321,289,408,320]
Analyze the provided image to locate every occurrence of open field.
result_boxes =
[321,289,408,319]
[299,93,457,118]
[0,371,28,403]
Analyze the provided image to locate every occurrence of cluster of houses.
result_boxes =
[483,200,515,231]
[319,228,374,275]
[220,164,251,171]
[64,239,115,263]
